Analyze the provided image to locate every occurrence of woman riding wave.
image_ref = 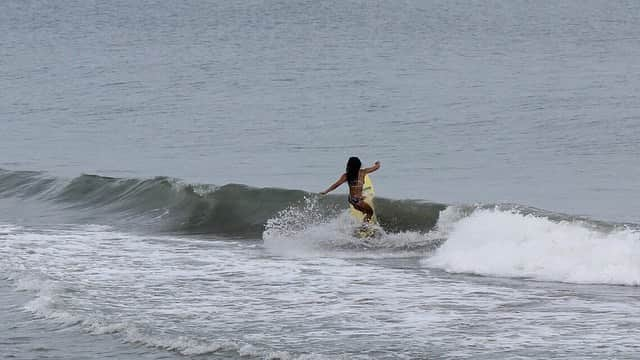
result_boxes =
[320,157,381,222]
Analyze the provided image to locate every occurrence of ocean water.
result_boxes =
[2,0,640,359]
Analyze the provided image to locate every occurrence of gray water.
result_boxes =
[2,0,640,359]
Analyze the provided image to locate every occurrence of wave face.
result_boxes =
[0,169,445,237]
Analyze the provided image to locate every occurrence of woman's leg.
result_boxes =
[354,201,374,223]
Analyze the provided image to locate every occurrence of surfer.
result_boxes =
[320,157,381,222]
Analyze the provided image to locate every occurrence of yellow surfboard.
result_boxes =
[349,175,379,237]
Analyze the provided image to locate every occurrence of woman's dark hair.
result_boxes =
[346,157,361,185]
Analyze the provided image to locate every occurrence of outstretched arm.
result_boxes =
[320,173,347,195]
[364,161,381,174]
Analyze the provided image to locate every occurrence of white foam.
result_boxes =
[84,319,129,335]
[262,196,362,254]
[425,208,640,285]
[21,285,243,357]
[265,351,293,360]
[2,223,362,359]
[20,278,83,325]
[263,196,447,256]
[239,344,260,357]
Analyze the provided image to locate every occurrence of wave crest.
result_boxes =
[0,168,445,237]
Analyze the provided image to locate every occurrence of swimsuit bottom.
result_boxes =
[348,196,364,206]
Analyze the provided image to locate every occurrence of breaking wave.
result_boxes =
[424,208,640,285]
[4,168,640,286]
[0,168,445,237]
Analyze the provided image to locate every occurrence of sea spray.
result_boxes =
[262,195,350,253]
[263,197,450,254]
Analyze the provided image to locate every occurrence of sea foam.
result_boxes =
[425,208,640,285]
